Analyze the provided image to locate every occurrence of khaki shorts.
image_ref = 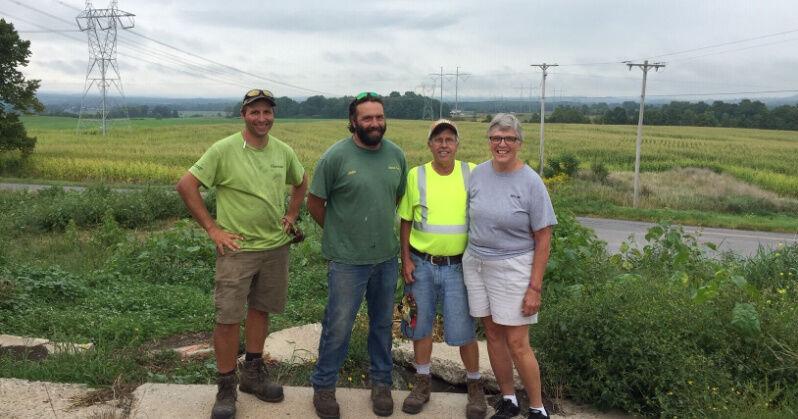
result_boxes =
[462,249,538,326]
[214,245,289,324]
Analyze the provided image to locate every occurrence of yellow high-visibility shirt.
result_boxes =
[398,160,475,256]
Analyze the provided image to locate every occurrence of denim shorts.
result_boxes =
[401,252,476,346]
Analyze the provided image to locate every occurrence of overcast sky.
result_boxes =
[4,0,798,101]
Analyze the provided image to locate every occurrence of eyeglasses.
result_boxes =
[430,137,458,146]
[488,136,520,144]
[245,89,274,98]
[355,91,380,100]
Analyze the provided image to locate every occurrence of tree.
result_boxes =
[0,19,43,157]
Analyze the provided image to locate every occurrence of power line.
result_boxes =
[8,0,336,96]
[643,27,798,61]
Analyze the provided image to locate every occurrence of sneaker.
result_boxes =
[238,358,284,402]
[527,408,549,419]
[490,397,521,419]
[401,374,431,414]
[465,378,488,419]
[211,373,238,419]
[313,388,340,419]
[371,382,394,417]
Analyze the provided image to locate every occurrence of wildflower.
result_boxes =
[777,288,786,295]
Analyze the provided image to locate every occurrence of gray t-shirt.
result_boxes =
[466,162,557,260]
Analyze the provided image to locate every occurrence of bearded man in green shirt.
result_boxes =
[176,89,308,419]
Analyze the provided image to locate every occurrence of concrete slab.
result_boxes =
[393,339,523,392]
[0,378,122,419]
[261,323,322,364]
[0,334,94,356]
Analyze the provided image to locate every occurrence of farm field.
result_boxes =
[6,116,798,193]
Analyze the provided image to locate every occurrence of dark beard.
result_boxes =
[355,123,387,146]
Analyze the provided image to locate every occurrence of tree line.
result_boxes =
[546,100,798,131]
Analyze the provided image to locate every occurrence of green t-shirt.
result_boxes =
[310,137,407,264]
[189,132,304,251]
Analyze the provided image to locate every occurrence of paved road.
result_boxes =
[579,217,798,257]
[2,183,795,257]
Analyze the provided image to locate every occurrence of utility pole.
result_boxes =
[76,0,135,135]
[625,60,666,207]
[429,67,469,119]
[531,63,558,175]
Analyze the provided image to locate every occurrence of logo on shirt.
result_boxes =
[347,170,357,176]
[388,165,400,171]
[271,164,284,169]
[510,194,521,199]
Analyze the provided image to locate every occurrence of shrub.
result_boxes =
[545,153,580,178]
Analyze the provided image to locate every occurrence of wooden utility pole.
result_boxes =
[625,60,665,207]
[531,63,558,175]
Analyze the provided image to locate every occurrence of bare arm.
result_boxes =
[282,173,308,233]
[399,219,415,284]
[521,225,553,316]
[176,172,242,254]
[307,193,326,228]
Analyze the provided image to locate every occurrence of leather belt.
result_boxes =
[410,247,463,265]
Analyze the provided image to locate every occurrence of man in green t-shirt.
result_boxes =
[307,92,407,418]
[176,89,308,419]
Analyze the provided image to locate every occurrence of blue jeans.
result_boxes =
[401,253,476,346]
[311,258,398,389]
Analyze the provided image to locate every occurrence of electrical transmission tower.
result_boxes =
[531,63,558,175]
[625,60,666,208]
[429,67,470,119]
[417,82,436,120]
[76,1,135,135]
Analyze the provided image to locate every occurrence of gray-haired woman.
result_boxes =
[463,113,557,419]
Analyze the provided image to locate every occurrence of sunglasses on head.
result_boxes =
[245,89,274,98]
[355,91,380,100]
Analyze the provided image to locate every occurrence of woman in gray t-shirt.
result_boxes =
[462,113,556,419]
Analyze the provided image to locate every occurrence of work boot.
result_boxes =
[371,382,394,417]
[313,388,340,419]
[401,373,431,414]
[238,358,284,402]
[211,373,237,419]
[466,378,488,419]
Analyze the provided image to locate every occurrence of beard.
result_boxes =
[355,122,387,146]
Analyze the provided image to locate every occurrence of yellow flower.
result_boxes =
[777,288,787,295]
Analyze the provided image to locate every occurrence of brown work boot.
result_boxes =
[401,373,431,414]
[466,377,488,419]
[371,382,394,416]
[238,358,284,402]
[313,388,340,419]
[211,373,237,419]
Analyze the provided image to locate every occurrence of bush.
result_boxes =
[545,153,580,178]
[7,186,191,233]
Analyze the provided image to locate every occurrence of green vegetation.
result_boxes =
[0,187,795,417]
[0,19,43,158]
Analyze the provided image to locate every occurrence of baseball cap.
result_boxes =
[428,119,458,140]
[242,89,276,107]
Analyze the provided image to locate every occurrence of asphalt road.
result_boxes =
[579,217,798,257]
[2,183,795,257]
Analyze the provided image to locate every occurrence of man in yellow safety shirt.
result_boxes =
[397,119,487,419]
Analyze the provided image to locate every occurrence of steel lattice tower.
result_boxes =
[76,1,135,135]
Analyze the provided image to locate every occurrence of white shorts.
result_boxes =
[462,249,538,326]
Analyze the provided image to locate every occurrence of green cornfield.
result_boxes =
[7,116,798,198]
